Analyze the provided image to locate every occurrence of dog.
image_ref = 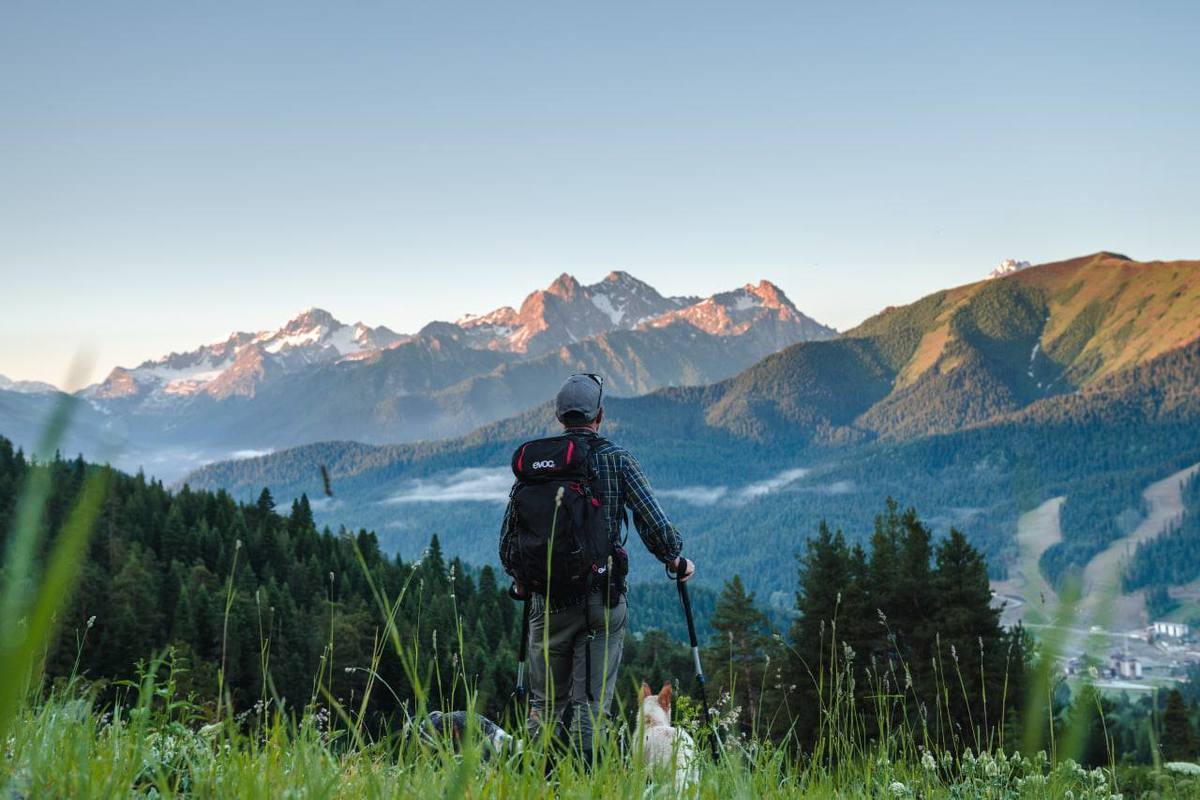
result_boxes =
[640,682,699,791]
[421,710,515,760]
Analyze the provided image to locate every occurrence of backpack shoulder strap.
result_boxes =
[582,437,630,546]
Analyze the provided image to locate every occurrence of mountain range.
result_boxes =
[5,251,1199,614]
[0,272,833,479]
[182,252,1200,604]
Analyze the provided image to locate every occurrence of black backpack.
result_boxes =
[508,434,616,602]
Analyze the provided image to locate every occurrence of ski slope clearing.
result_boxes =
[1078,462,1200,630]
[992,496,1064,627]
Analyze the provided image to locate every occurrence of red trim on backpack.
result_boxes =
[565,440,575,468]
[517,444,529,471]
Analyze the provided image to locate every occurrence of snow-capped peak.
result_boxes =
[986,259,1032,280]
[0,374,60,395]
[87,308,403,402]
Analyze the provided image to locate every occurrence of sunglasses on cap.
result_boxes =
[573,372,604,407]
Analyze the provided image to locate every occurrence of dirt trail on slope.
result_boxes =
[992,496,1065,627]
[1077,462,1200,630]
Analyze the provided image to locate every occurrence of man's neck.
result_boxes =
[564,425,599,435]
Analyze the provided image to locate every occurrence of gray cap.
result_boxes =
[555,374,602,424]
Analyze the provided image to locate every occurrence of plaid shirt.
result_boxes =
[498,428,683,578]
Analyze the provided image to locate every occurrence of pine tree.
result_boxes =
[790,522,853,744]
[707,574,773,732]
[1162,689,1197,761]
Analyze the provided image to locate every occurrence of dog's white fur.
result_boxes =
[640,682,698,792]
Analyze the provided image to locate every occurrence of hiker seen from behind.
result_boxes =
[498,372,694,761]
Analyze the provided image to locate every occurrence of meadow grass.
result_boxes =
[1,403,1198,797]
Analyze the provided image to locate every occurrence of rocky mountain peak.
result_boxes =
[745,280,792,309]
[280,307,340,334]
[546,273,582,299]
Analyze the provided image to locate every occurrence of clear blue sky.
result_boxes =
[2,1,1198,386]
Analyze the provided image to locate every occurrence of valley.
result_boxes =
[174,254,1200,608]
[992,495,1064,628]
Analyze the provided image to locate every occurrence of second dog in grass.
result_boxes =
[421,711,514,760]
[640,682,699,791]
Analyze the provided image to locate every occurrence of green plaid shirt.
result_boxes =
[498,429,683,578]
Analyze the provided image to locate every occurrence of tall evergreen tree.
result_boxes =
[707,574,774,733]
[1161,689,1197,761]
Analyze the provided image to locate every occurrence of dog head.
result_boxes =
[640,681,672,729]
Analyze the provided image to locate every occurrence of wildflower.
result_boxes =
[86,615,96,629]
[235,539,243,550]
[921,750,937,772]
[1166,762,1200,775]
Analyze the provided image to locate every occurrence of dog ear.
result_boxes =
[641,682,652,702]
[658,681,672,712]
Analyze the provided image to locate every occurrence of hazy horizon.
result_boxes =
[4,1,1198,386]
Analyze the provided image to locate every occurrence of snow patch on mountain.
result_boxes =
[987,259,1032,280]
[591,292,625,325]
[263,326,326,354]
[733,293,759,312]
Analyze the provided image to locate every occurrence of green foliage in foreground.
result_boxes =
[0,675,1169,799]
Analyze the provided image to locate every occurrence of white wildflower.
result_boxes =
[1166,762,1200,775]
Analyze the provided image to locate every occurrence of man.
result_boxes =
[498,373,694,759]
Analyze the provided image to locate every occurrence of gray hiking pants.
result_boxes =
[527,591,627,758]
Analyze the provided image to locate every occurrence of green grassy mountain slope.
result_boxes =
[706,252,1200,442]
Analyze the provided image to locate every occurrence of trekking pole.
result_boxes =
[512,587,531,701]
[676,569,720,761]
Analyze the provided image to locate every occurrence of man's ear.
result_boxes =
[641,682,652,702]
[594,407,604,427]
[658,681,672,712]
